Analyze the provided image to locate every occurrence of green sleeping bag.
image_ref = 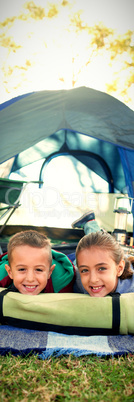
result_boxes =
[0,288,134,336]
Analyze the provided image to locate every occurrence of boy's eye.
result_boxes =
[36,268,43,272]
[18,268,25,272]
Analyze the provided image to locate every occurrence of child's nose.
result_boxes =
[90,270,98,283]
[26,270,34,281]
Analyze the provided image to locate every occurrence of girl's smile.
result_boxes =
[77,246,124,297]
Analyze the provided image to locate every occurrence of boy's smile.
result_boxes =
[77,246,124,297]
[5,244,55,295]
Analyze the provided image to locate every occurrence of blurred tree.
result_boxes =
[0,1,133,109]
[70,12,134,105]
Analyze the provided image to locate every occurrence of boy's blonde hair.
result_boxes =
[76,231,133,279]
[7,230,52,267]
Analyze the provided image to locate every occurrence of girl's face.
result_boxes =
[77,246,125,297]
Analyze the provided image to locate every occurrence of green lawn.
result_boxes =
[0,353,134,401]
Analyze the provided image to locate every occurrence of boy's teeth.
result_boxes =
[25,285,36,288]
[92,286,102,289]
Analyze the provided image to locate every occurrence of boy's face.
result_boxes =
[77,246,124,297]
[5,245,55,295]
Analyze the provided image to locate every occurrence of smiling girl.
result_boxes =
[74,231,134,296]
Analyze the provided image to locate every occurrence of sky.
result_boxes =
[1,0,134,33]
[75,0,134,34]
[0,0,134,108]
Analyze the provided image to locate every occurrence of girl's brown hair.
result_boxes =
[76,231,133,279]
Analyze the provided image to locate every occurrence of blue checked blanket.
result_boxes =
[0,325,134,358]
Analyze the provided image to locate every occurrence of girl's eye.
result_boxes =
[99,267,106,271]
[80,269,89,274]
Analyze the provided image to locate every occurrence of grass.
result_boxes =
[0,353,134,401]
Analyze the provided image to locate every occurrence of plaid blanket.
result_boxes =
[0,325,134,358]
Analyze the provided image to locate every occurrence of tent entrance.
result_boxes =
[39,149,114,193]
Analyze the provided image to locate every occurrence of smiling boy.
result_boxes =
[1,230,75,294]
[5,242,55,295]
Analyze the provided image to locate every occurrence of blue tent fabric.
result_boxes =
[0,325,134,358]
[0,86,134,229]
[118,147,134,229]
[1,87,134,160]
[118,147,134,197]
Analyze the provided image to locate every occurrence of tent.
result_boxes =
[0,86,134,236]
[0,87,134,354]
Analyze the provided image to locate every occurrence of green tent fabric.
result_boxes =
[0,254,9,281]
[51,249,74,292]
[0,178,24,206]
[0,177,43,234]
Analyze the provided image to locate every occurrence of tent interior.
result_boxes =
[0,86,134,254]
